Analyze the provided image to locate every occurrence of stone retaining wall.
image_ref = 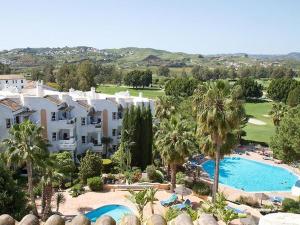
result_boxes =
[0,212,218,225]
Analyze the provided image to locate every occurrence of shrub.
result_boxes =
[165,207,181,221]
[282,198,300,213]
[201,193,240,225]
[192,181,211,196]
[87,177,103,192]
[79,150,103,184]
[186,206,198,221]
[69,184,84,197]
[237,196,260,208]
[176,172,186,184]
[146,165,164,183]
[64,182,72,189]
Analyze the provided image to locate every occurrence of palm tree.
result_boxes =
[126,189,149,221]
[146,187,158,214]
[3,120,48,217]
[40,158,63,221]
[55,192,66,213]
[269,103,288,127]
[155,115,196,192]
[192,81,244,202]
[155,96,178,120]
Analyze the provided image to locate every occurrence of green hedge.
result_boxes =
[87,176,103,192]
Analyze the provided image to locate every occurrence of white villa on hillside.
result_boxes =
[0,81,154,158]
[0,74,26,91]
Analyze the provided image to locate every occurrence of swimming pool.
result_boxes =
[85,204,133,223]
[202,157,298,192]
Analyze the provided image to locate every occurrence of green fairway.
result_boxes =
[96,85,165,99]
[244,101,275,145]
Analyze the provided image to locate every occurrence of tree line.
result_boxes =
[191,65,298,81]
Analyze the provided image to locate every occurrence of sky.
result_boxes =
[0,0,299,54]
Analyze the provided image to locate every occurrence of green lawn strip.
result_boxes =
[244,101,275,144]
[96,85,165,99]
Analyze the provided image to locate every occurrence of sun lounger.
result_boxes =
[160,194,178,206]
[226,206,247,215]
[271,196,284,204]
[172,199,192,210]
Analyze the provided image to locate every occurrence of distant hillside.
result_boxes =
[0,46,300,71]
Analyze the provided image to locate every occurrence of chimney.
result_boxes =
[91,87,96,99]
[36,80,44,97]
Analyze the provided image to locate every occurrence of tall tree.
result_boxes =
[155,115,196,191]
[235,77,263,99]
[192,81,244,202]
[3,120,49,217]
[77,60,96,91]
[270,107,300,163]
[269,103,289,127]
[157,66,170,77]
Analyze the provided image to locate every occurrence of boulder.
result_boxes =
[146,214,167,225]
[119,215,140,225]
[95,215,116,225]
[70,214,91,225]
[174,213,193,225]
[0,214,15,225]
[258,213,300,225]
[44,215,65,225]
[198,213,218,225]
[18,214,39,225]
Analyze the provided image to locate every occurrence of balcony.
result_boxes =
[90,143,103,153]
[58,138,77,151]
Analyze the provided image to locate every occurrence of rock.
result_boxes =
[95,215,116,225]
[258,213,300,225]
[146,214,167,225]
[174,213,193,225]
[44,215,65,225]
[119,215,140,225]
[198,213,218,225]
[18,214,39,225]
[70,214,91,225]
[0,214,15,225]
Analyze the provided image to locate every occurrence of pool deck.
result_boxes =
[40,189,202,223]
[202,151,300,202]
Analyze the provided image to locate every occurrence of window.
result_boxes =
[15,116,20,124]
[52,132,57,141]
[6,119,11,128]
[112,112,117,120]
[112,129,116,136]
[21,80,23,83]
[5,80,8,84]
[51,112,56,121]
[81,136,86,144]
[21,86,24,89]
[81,117,86,125]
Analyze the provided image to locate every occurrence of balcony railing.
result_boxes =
[58,138,76,150]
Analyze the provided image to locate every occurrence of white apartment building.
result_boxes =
[0,74,27,91]
[0,81,154,158]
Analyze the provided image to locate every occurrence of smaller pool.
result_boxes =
[85,204,133,223]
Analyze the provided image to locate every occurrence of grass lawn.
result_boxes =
[244,101,275,145]
[96,85,165,99]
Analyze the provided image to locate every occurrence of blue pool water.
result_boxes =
[85,204,133,223]
[202,157,298,192]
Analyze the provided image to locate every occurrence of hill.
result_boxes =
[1,46,300,71]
